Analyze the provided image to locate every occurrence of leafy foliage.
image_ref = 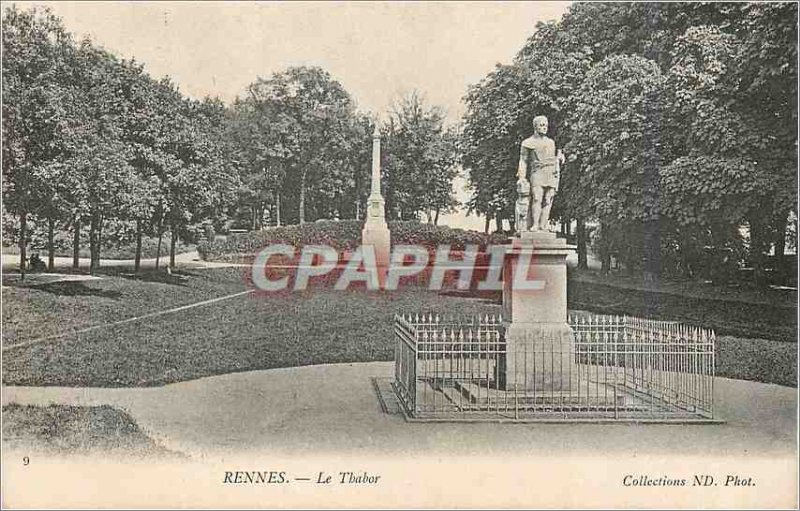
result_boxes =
[382,92,460,222]
[461,2,797,282]
[2,6,238,272]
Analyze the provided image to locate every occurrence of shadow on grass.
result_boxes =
[30,281,123,299]
[103,268,193,286]
[437,289,501,304]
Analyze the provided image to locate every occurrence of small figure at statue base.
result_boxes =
[515,178,531,236]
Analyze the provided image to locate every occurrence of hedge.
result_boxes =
[197,220,509,262]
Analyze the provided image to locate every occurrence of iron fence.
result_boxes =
[391,312,716,422]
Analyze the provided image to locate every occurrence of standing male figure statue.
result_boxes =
[516,115,565,233]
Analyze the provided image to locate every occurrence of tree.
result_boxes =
[382,92,459,222]
[461,64,527,232]
[659,5,797,284]
[566,55,666,279]
[2,6,77,277]
[245,67,357,225]
[226,95,288,229]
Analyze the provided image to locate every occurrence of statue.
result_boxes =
[516,115,565,233]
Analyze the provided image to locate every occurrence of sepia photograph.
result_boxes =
[1,1,797,508]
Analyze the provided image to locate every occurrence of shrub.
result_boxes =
[197,220,510,262]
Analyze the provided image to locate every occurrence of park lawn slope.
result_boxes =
[568,278,796,343]
[3,267,796,388]
[2,267,249,346]
[3,280,500,387]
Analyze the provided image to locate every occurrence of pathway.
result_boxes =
[2,362,796,460]
[0,250,245,271]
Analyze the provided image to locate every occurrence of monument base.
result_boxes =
[498,230,577,391]
[496,322,576,391]
[362,219,390,268]
[517,229,561,244]
[452,381,626,409]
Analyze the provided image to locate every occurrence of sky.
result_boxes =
[18,1,571,230]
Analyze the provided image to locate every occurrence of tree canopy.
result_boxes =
[460,2,797,283]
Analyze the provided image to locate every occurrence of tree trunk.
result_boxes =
[749,215,769,288]
[169,225,177,269]
[434,208,440,226]
[643,219,660,285]
[276,192,281,227]
[19,211,27,280]
[89,212,101,274]
[134,219,143,273]
[47,216,55,272]
[155,212,164,270]
[484,214,490,234]
[601,253,611,275]
[626,248,636,276]
[774,210,789,279]
[73,217,80,269]
[97,215,103,269]
[599,222,611,275]
[576,218,588,270]
[299,171,306,225]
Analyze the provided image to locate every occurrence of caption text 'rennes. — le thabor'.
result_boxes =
[222,470,381,485]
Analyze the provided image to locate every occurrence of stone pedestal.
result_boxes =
[362,206,390,268]
[497,231,576,391]
[362,125,391,270]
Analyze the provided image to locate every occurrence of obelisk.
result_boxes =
[361,124,391,269]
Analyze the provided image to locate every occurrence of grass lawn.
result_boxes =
[568,276,796,343]
[2,267,249,346]
[2,404,180,458]
[2,267,796,388]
